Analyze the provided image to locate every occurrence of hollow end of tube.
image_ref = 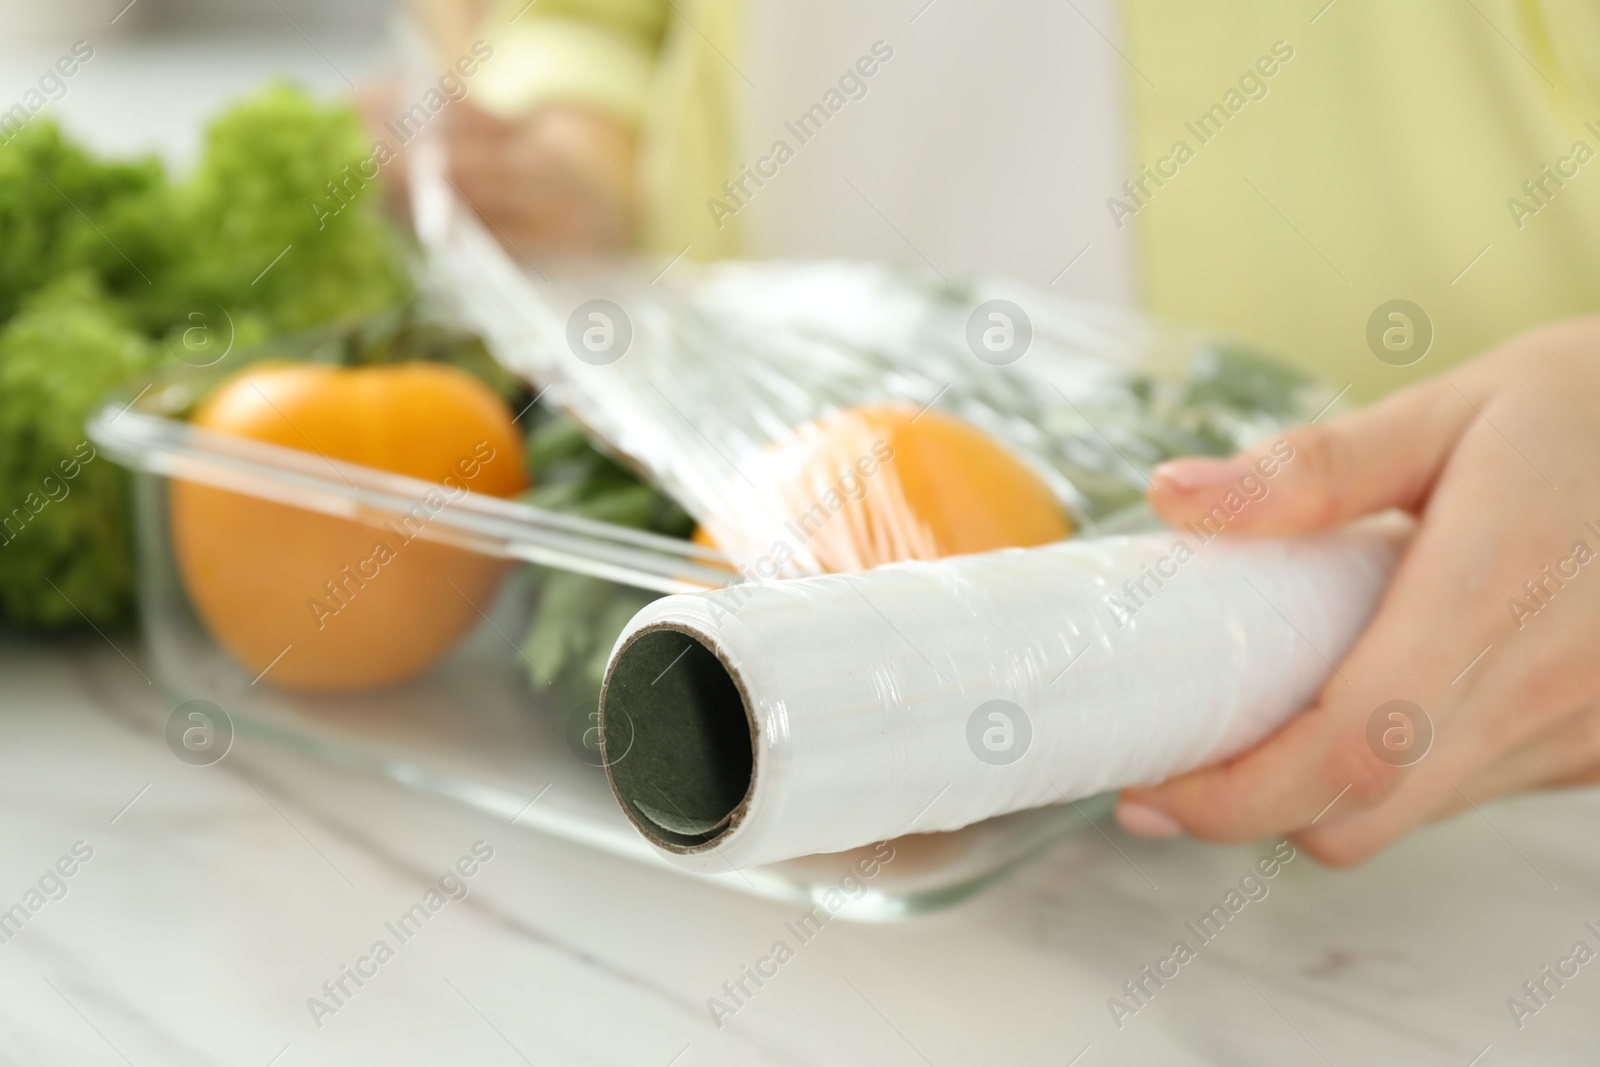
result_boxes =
[598,624,756,853]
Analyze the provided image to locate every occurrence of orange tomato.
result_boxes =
[170,362,528,692]
[696,403,1070,573]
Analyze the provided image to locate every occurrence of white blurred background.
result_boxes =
[0,0,397,165]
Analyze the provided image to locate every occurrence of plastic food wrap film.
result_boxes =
[412,140,1334,581]
[409,143,1385,864]
[600,518,1406,871]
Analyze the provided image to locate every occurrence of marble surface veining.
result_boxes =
[0,639,1595,1066]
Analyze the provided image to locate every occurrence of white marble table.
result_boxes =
[2,637,1596,1066]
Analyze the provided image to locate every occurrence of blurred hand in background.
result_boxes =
[355,81,637,254]
[355,0,661,256]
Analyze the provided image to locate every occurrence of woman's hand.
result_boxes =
[1115,316,1600,865]
[356,80,637,254]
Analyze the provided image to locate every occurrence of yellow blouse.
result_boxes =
[478,0,1600,401]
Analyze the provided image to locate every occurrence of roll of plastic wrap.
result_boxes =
[598,519,1406,870]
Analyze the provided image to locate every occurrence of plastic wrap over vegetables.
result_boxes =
[411,146,1396,865]
[413,144,1334,578]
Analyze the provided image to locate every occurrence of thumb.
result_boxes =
[1147,377,1474,535]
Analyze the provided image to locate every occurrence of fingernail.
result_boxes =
[1151,456,1249,491]
[1115,802,1184,839]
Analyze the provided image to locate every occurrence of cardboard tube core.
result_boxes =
[599,626,755,852]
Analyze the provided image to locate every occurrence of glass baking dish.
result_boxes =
[87,349,1111,922]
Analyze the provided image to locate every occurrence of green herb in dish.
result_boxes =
[518,406,693,720]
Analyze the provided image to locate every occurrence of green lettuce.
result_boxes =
[0,83,409,629]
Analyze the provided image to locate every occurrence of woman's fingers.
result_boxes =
[1296,700,1600,865]
[450,104,636,252]
[1115,697,1399,844]
[1120,400,1573,843]
[1149,376,1475,536]
[1120,320,1600,863]
[1114,566,1442,843]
